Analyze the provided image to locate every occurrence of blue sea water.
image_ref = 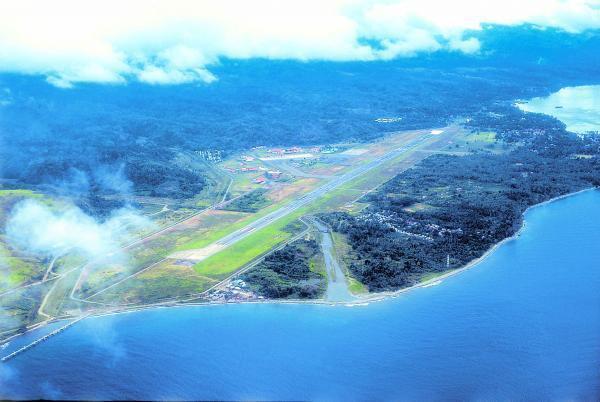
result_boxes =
[1,190,600,401]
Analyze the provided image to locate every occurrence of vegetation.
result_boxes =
[222,189,270,213]
[2,26,599,210]
[1,25,600,334]
[0,191,47,291]
[321,109,600,292]
[191,210,306,278]
[91,263,218,305]
[242,239,326,299]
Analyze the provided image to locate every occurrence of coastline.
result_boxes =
[354,186,599,303]
[2,187,597,346]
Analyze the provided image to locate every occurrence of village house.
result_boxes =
[266,170,282,179]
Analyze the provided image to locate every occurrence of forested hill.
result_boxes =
[320,110,600,292]
[1,25,599,201]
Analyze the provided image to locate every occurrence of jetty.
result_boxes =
[1,315,89,363]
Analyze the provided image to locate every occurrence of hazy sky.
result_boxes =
[1,0,599,87]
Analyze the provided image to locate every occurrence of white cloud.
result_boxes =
[0,0,598,87]
[6,200,154,261]
[137,45,217,84]
[138,67,217,85]
[449,37,481,54]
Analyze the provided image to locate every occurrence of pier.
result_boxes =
[1,315,89,363]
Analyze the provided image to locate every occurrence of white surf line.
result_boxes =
[84,221,312,308]
[25,187,600,346]
[74,133,440,304]
[79,134,436,302]
[80,136,440,306]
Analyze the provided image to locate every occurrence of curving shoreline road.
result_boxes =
[4,187,596,360]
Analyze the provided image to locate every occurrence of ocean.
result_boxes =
[1,190,599,400]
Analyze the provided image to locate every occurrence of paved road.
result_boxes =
[312,219,356,302]
[80,128,455,304]
[173,133,435,262]
[264,160,332,179]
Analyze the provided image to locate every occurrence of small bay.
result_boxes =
[517,85,600,133]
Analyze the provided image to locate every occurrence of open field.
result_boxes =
[188,211,310,274]
[90,261,219,305]
[0,190,53,292]
[0,241,42,290]
[149,126,464,290]
[191,213,303,278]
[84,126,462,300]
[0,125,466,336]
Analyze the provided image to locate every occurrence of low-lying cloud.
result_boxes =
[1,0,599,87]
[93,164,133,195]
[5,200,154,262]
[47,164,133,202]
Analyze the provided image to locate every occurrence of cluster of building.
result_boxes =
[267,146,312,155]
[195,149,223,162]
[226,154,285,184]
[223,159,282,182]
[222,143,341,184]
[358,211,435,242]
[249,169,283,184]
[206,279,264,303]
[374,117,403,123]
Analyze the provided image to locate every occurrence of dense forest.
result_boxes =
[1,26,599,209]
[321,110,600,291]
[242,239,325,299]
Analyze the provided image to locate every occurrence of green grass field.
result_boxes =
[463,131,496,143]
[0,189,42,198]
[454,131,511,154]
[79,130,461,304]
[348,277,368,294]
[175,198,293,252]
[192,209,307,278]
[0,235,44,291]
[190,137,445,285]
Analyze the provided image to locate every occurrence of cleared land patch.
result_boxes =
[91,261,218,305]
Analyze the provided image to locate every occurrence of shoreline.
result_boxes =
[2,187,597,345]
[353,186,598,303]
